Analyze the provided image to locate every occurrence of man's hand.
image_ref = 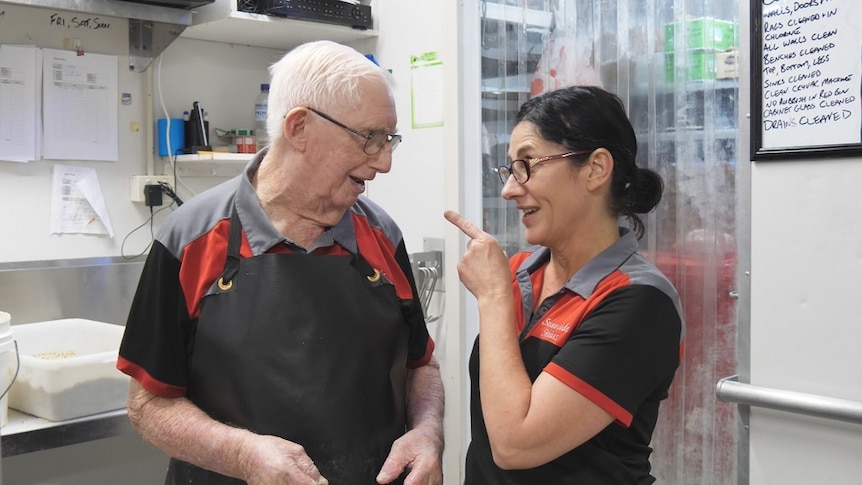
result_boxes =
[238,434,328,485]
[377,427,443,485]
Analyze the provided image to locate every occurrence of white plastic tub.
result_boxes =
[8,318,129,422]
[0,311,16,427]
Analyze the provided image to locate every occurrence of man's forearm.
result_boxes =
[405,356,445,446]
[127,381,253,479]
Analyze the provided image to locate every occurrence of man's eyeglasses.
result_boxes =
[496,150,593,184]
[307,107,401,155]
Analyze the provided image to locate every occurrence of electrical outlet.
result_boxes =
[130,175,174,203]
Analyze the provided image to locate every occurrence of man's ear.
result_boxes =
[282,107,308,152]
[585,148,614,192]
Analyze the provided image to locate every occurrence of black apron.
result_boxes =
[166,207,409,485]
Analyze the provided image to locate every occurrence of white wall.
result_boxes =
[357,2,448,254]
[0,5,153,263]
[0,40,282,264]
[749,160,862,484]
[738,0,862,482]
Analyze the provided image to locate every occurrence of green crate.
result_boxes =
[664,17,736,52]
[664,50,717,82]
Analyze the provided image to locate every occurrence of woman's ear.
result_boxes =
[585,148,614,192]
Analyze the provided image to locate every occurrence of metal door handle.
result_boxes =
[716,375,862,425]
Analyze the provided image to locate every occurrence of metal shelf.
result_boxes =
[0,0,383,69]
[0,0,192,25]
[180,0,378,49]
[173,152,251,177]
[2,408,131,457]
[0,0,193,72]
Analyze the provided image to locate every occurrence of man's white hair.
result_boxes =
[266,40,393,142]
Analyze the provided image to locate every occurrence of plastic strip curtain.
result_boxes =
[479,0,739,483]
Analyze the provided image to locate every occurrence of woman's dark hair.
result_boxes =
[514,85,663,239]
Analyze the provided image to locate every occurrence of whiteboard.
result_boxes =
[752,0,862,160]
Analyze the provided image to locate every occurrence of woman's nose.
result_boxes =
[500,175,521,199]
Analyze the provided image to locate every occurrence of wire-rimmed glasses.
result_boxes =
[496,150,594,184]
[307,107,401,155]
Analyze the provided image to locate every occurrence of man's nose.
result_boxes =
[369,147,393,173]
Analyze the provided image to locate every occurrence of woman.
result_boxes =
[445,85,683,484]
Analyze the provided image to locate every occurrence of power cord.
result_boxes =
[120,204,173,260]
[121,178,183,260]
[159,181,184,206]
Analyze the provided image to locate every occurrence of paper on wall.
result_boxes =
[410,51,444,129]
[0,44,40,163]
[50,164,114,237]
[41,49,118,162]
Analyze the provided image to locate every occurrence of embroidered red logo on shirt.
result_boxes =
[535,317,573,347]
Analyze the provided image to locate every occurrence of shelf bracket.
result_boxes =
[128,19,187,72]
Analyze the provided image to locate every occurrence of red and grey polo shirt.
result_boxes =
[466,228,684,484]
[118,155,434,398]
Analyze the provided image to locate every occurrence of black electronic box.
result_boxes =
[239,0,373,30]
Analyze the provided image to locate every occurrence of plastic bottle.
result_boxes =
[254,83,270,152]
[203,110,210,145]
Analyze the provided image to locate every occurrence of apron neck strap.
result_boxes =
[219,206,243,287]
[219,205,378,286]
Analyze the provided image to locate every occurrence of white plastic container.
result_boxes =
[8,319,129,422]
[0,311,17,427]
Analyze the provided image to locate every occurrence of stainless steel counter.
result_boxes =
[0,257,144,457]
[1,408,131,457]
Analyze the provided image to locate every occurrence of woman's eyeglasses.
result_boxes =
[496,150,593,184]
[307,107,401,155]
